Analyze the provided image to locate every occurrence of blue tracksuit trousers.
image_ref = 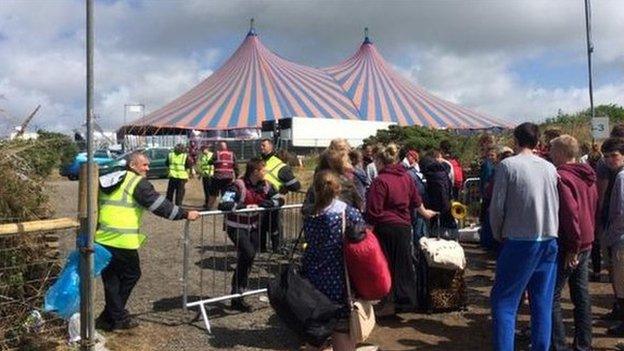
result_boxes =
[491,239,558,351]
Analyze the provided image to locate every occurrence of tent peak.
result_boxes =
[247,18,257,36]
[363,27,372,44]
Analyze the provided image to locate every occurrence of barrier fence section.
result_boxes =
[0,218,78,350]
[459,177,482,225]
[182,204,303,333]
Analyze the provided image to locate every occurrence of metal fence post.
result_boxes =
[182,220,190,312]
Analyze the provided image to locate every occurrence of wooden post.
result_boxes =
[78,162,98,350]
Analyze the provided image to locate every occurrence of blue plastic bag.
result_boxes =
[44,243,112,319]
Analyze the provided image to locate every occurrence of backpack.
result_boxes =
[449,158,464,189]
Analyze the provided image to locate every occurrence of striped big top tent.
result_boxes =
[123,25,508,134]
[323,30,509,129]
[123,25,361,133]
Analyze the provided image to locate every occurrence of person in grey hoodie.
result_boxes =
[600,137,624,336]
[489,122,559,351]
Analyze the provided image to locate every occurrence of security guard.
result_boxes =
[259,139,301,251]
[206,141,239,209]
[197,145,214,209]
[165,144,191,205]
[96,151,200,331]
[259,138,301,194]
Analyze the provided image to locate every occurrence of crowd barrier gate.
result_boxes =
[181,204,303,333]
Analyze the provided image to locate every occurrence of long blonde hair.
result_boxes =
[313,170,342,215]
[318,148,353,174]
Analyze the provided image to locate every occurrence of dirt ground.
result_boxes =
[47,178,621,351]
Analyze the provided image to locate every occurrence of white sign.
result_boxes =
[128,105,143,113]
[591,117,609,140]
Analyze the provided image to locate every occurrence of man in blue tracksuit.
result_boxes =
[489,122,559,351]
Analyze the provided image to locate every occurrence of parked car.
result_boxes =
[99,147,171,179]
[61,150,116,180]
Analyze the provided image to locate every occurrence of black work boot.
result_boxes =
[112,317,139,331]
[230,298,252,312]
[95,312,112,331]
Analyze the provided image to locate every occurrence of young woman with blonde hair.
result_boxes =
[302,170,367,351]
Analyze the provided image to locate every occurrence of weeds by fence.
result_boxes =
[0,219,77,350]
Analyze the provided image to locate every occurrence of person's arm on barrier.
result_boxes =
[133,178,199,220]
[259,184,285,208]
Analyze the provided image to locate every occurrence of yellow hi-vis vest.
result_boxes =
[264,155,286,190]
[95,172,145,249]
[199,152,214,177]
[168,152,189,179]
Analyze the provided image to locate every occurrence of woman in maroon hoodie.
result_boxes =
[549,135,598,351]
[366,144,437,315]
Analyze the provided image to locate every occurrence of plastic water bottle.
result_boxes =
[68,313,81,343]
[23,310,43,333]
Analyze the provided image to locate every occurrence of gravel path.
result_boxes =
[47,178,621,350]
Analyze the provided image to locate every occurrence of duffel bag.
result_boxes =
[345,227,391,300]
[268,227,341,347]
[419,237,466,270]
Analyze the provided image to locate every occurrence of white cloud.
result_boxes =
[0,0,623,134]
[397,50,624,123]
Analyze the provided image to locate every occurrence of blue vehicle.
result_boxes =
[61,150,116,180]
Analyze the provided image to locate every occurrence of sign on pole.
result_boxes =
[591,117,609,140]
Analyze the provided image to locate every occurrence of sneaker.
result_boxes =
[230,298,252,312]
[111,317,139,331]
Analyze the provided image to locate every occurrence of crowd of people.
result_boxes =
[93,122,624,351]
[293,122,624,350]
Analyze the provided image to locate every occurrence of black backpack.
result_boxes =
[267,228,341,347]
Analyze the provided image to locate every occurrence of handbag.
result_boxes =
[341,212,376,342]
[344,227,391,300]
[267,227,341,347]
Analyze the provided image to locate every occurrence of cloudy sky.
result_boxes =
[0,0,623,134]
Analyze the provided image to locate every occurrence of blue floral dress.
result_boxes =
[301,200,365,318]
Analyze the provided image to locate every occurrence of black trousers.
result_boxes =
[166,178,186,205]
[227,227,260,293]
[100,245,141,323]
[374,224,418,307]
[591,237,602,274]
[201,177,211,207]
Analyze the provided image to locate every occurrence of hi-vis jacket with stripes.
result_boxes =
[96,170,188,249]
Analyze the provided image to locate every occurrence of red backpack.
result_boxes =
[449,158,464,189]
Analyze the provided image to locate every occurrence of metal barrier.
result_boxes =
[459,177,482,225]
[181,204,303,333]
[0,218,78,350]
